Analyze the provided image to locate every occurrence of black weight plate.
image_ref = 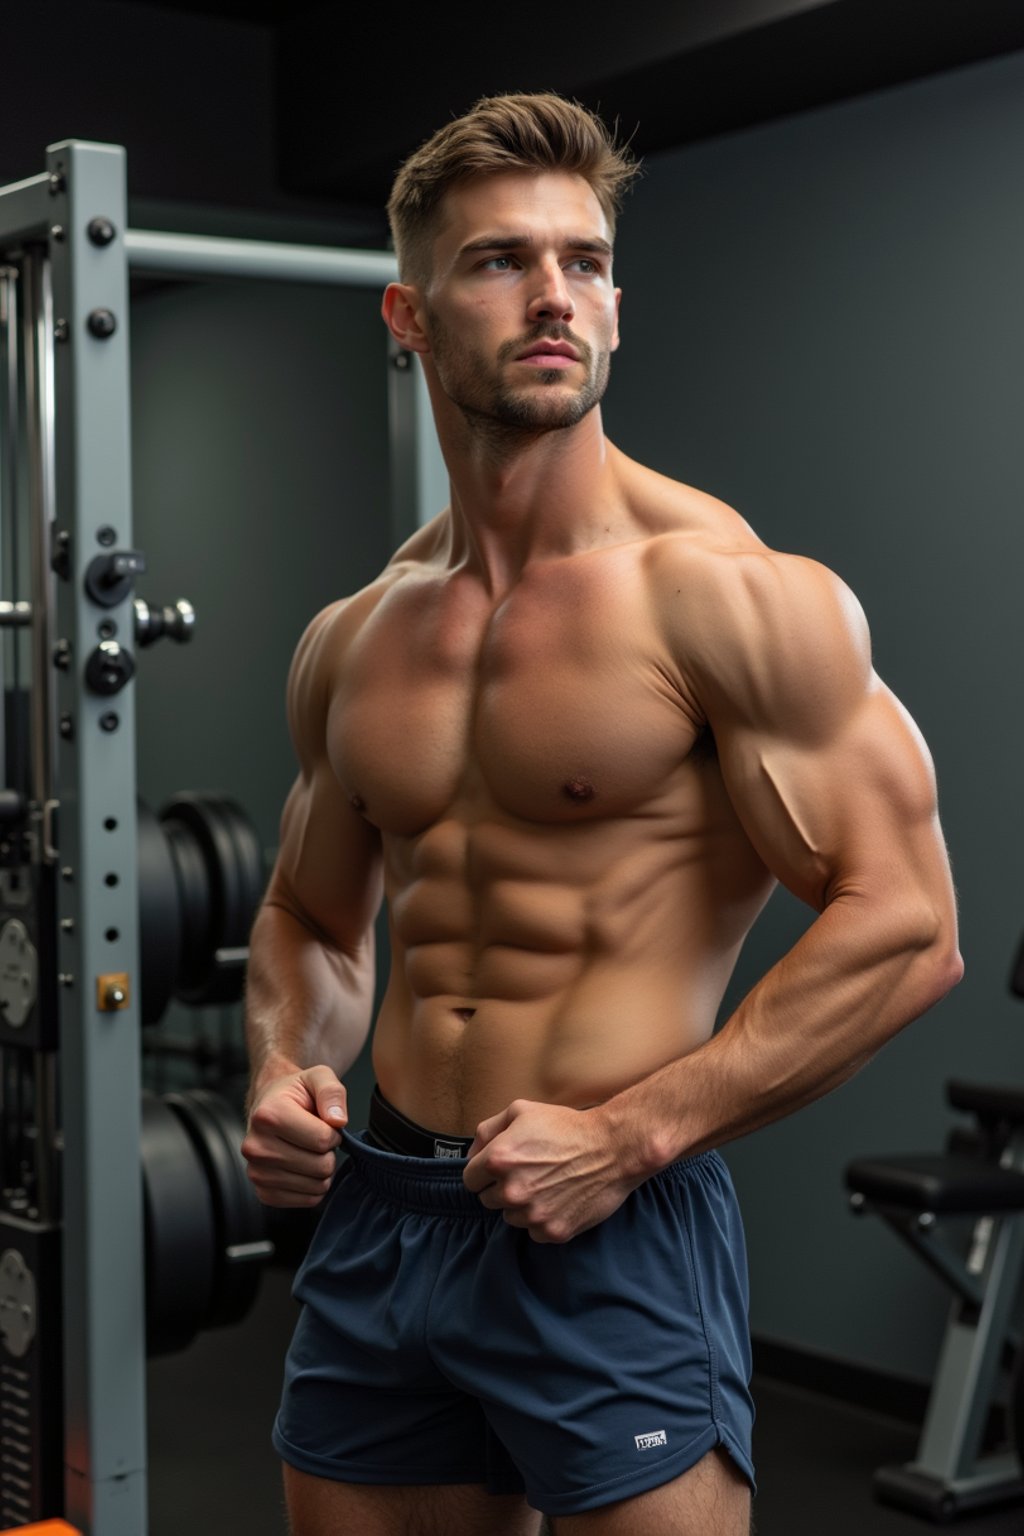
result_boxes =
[194,794,265,1005]
[136,797,181,1027]
[215,795,265,940]
[160,793,225,1002]
[159,801,213,997]
[187,793,244,947]
[188,795,246,1005]
[166,1089,268,1330]
[141,1092,216,1356]
[161,792,262,1005]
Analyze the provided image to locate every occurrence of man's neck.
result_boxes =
[436,406,626,595]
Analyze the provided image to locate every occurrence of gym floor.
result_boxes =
[147,1268,1024,1536]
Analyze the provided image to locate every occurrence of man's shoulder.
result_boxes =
[647,527,852,621]
[623,464,847,619]
[630,485,871,721]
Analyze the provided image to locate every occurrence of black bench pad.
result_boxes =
[946,1079,1024,1126]
[845,1153,1024,1213]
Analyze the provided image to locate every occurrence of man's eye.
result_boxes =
[483,256,514,271]
[570,258,599,274]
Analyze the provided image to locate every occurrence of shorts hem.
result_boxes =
[272,1424,486,1488]
[530,1424,756,1516]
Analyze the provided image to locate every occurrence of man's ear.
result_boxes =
[382,282,430,354]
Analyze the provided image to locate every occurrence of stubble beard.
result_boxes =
[427,314,612,445]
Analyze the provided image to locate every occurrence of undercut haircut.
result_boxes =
[387,92,640,285]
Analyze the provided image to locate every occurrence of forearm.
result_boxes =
[605,891,963,1174]
[244,898,376,1099]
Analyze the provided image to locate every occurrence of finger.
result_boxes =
[300,1066,349,1128]
[247,1162,334,1197]
[254,1177,332,1204]
[253,1186,329,1210]
[465,1101,520,1163]
[463,1148,500,1195]
[246,1113,339,1159]
[242,1139,337,1182]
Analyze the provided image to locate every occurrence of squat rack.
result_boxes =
[0,139,445,1536]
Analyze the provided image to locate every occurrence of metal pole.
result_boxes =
[125,228,397,287]
[0,265,16,786]
[0,174,52,250]
[21,253,55,817]
[387,343,448,547]
[48,137,147,1536]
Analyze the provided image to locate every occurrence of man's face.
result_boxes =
[419,171,621,436]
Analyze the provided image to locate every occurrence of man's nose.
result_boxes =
[526,261,574,324]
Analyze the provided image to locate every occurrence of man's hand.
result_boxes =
[462,1099,647,1243]
[242,1064,347,1208]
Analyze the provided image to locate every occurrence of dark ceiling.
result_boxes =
[123,0,1024,210]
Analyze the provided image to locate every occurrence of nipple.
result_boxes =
[563,775,596,804]
[350,794,366,815]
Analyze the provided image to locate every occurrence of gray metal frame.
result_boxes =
[906,1137,1024,1500]
[0,137,446,1536]
[125,227,396,288]
[865,1127,1024,1518]
[52,137,147,1536]
[0,139,148,1535]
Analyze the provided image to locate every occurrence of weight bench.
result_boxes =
[845,1078,1024,1523]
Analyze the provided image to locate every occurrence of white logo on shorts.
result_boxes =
[433,1139,465,1159]
[634,1430,668,1451]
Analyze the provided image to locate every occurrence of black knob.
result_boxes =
[88,217,116,247]
[87,309,117,339]
[85,641,135,697]
[85,549,146,608]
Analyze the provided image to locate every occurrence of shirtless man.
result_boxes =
[241,93,963,1536]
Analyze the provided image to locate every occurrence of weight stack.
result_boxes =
[0,1222,62,1527]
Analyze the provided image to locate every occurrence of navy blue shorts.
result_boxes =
[273,1125,755,1517]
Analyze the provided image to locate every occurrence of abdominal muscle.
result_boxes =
[370,806,773,1135]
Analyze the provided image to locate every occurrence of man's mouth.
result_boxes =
[517,340,580,368]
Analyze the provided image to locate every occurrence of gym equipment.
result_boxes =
[1,1083,270,1524]
[845,958,1024,1522]
[137,790,265,1025]
[0,135,442,1535]
[141,1089,270,1357]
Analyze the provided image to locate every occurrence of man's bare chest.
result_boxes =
[328,564,704,835]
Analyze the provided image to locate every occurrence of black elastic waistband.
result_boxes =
[369,1086,476,1160]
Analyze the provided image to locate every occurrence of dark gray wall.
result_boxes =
[129,276,392,1118]
[604,48,1024,1380]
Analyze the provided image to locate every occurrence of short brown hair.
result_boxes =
[387,92,639,284]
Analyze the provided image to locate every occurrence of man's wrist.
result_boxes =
[247,1051,302,1109]
[596,1088,687,1180]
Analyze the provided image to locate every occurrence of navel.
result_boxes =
[562,775,596,804]
[453,1007,476,1022]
